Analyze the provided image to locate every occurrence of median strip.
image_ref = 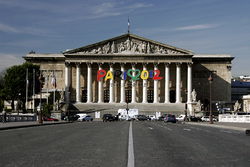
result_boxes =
[127,121,135,167]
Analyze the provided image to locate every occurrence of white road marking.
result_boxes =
[183,128,191,131]
[149,127,153,130]
[220,130,233,134]
[127,121,134,167]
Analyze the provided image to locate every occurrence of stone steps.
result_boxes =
[71,103,185,115]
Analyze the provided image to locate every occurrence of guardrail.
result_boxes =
[0,114,37,122]
[219,114,250,123]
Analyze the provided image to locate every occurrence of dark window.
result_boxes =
[147,90,153,103]
[82,90,87,103]
[104,90,109,103]
[125,90,132,103]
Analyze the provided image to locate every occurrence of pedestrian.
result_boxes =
[2,109,7,123]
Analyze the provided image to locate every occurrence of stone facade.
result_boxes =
[23,33,234,114]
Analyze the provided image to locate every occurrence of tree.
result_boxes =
[1,62,40,110]
[0,70,5,111]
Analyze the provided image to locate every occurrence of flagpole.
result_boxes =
[53,70,56,111]
[46,70,49,104]
[128,17,130,34]
[26,68,29,111]
[33,69,35,113]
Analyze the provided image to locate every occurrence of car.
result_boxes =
[137,115,148,121]
[201,116,217,122]
[148,115,156,121]
[43,117,59,121]
[77,113,87,121]
[82,115,93,121]
[102,114,115,122]
[189,116,202,122]
[164,114,176,123]
[176,114,186,121]
[201,116,210,122]
[157,115,165,121]
[64,114,80,121]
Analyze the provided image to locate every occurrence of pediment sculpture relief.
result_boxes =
[78,38,183,55]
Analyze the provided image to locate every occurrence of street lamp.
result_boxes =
[38,74,44,124]
[208,73,213,124]
[126,98,129,115]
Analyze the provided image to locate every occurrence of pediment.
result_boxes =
[64,33,193,55]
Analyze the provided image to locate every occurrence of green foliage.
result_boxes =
[1,62,40,110]
[42,103,53,117]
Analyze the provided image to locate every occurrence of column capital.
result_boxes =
[164,62,171,66]
[187,62,193,66]
[97,62,104,66]
[109,63,114,67]
[86,62,92,67]
[75,62,81,67]
[176,62,182,66]
[65,62,71,67]
[131,63,136,68]
[154,63,159,67]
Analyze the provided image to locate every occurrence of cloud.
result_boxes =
[175,24,219,31]
[60,1,153,22]
[0,53,24,72]
[0,23,20,33]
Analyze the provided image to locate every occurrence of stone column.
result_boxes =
[98,63,104,103]
[120,63,125,103]
[142,63,148,103]
[87,63,92,103]
[131,64,136,103]
[176,63,181,103]
[65,63,71,103]
[187,63,192,103]
[153,64,159,103]
[109,63,114,103]
[165,63,170,103]
[76,63,81,103]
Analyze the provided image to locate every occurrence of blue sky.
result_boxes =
[0,0,249,76]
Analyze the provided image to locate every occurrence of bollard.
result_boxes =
[245,130,250,136]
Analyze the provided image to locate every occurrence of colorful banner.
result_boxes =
[97,69,163,81]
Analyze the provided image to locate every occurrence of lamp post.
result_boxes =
[208,73,213,124]
[126,98,129,115]
[38,74,44,124]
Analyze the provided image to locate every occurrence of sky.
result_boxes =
[0,0,249,76]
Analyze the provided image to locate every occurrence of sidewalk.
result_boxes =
[0,121,72,131]
[185,121,250,132]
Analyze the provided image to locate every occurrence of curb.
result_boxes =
[185,122,247,132]
[0,121,74,131]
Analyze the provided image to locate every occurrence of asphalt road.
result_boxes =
[1,121,250,167]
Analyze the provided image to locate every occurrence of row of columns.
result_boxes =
[65,62,192,104]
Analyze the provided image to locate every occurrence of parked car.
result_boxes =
[137,115,148,121]
[188,116,202,122]
[43,117,59,121]
[82,115,93,121]
[176,114,186,121]
[201,116,217,122]
[158,115,165,121]
[201,116,210,122]
[102,114,115,122]
[164,114,176,123]
[148,115,156,121]
[77,113,87,121]
[64,114,80,121]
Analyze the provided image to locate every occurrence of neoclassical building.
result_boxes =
[24,33,233,115]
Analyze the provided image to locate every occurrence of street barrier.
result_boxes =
[219,114,250,123]
[0,114,37,122]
